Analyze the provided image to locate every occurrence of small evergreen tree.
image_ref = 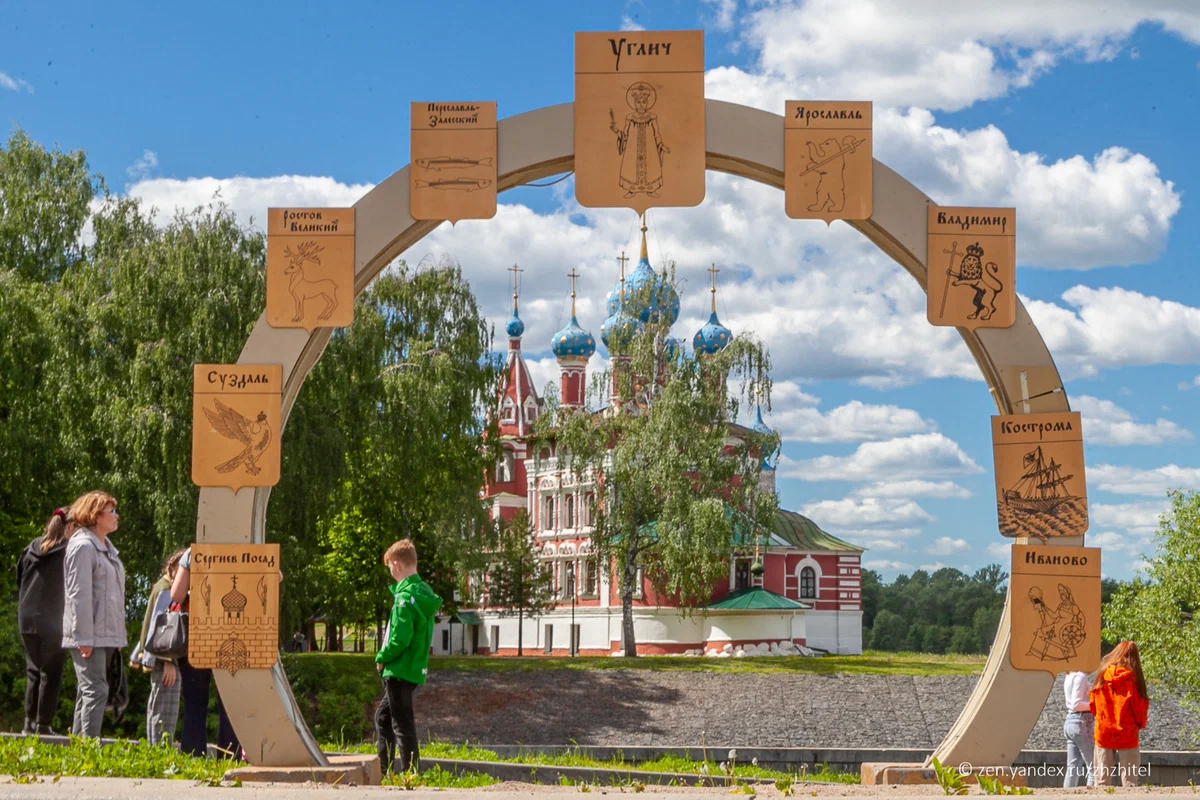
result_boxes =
[485,511,555,656]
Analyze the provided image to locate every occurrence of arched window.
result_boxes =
[501,397,516,424]
[495,449,515,483]
[583,492,594,526]
[524,398,538,423]
[800,567,817,599]
[565,495,576,528]
[543,497,555,531]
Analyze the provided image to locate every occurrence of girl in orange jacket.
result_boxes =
[1089,641,1150,787]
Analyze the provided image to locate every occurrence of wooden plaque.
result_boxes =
[191,364,282,492]
[266,208,355,331]
[1009,545,1100,675]
[575,30,705,215]
[992,412,1088,539]
[410,101,498,224]
[784,101,872,223]
[927,207,1016,330]
[188,544,281,672]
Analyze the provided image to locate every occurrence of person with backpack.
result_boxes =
[374,539,442,775]
[16,508,72,735]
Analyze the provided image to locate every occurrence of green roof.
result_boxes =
[453,611,482,625]
[708,586,809,611]
[770,509,864,552]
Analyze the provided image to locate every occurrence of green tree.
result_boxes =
[484,511,555,656]
[534,282,776,656]
[1105,490,1200,704]
[308,266,501,644]
[860,568,882,629]
[869,609,907,651]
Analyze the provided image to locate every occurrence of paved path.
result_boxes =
[421,671,1200,750]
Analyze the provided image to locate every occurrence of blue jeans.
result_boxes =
[1064,711,1095,787]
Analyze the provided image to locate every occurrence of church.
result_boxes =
[434,224,865,657]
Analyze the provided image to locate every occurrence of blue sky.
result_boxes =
[4,1,1200,581]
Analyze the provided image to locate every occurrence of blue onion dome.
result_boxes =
[752,405,779,470]
[552,315,596,359]
[622,224,681,326]
[506,308,525,338]
[693,310,732,355]
[663,336,684,363]
[601,310,644,351]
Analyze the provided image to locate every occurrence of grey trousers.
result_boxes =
[69,647,111,738]
[146,661,181,745]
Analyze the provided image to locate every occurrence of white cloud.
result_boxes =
[801,497,933,530]
[852,480,972,499]
[125,175,373,230]
[702,0,738,32]
[1029,288,1200,376]
[781,433,982,482]
[0,71,33,94]
[1090,501,1168,538]
[720,0,1200,112]
[1089,464,1200,497]
[1074,395,1192,445]
[919,562,950,572]
[864,559,914,573]
[927,536,971,556]
[620,16,645,31]
[1087,530,1147,555]
[768,399,935,443]
[987,541,1012,559]
[126,150,159,182]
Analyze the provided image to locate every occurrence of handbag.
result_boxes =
[145,608,189,660]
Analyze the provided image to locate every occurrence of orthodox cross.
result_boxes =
[567,269,581,316]
[616,251,630,304]
[707,263,720,312]
[508,263,524,310]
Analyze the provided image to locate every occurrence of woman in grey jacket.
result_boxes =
[61,490,127,738]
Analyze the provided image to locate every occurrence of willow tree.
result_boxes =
[532,264,778,657]
[1104,490,1198,704]
[311,265,502,647]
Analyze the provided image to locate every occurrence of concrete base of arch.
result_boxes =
[198,99,1077,767]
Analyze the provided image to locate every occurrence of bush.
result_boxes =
[282,653,382,744]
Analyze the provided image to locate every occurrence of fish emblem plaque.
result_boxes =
[410,101,498,223]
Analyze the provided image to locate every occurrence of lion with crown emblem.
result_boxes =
[949,242,1004,321]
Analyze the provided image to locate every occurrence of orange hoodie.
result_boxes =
[1089,664,1149,750]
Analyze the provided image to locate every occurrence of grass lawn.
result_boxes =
[332,741,860,785]
[424,649,985,676]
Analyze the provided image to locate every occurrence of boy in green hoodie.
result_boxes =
[374,539,442,775]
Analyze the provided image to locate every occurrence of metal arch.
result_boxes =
[198,99,1074,768]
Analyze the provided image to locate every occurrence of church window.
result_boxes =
[564,560,576,599]
[495,449,514,483]
[584,560,598,597]
[583,492,594,526]
[735,559,751,591]
[565,496,576,528]
[542,560,555,592]
[524,398,537,423]
[501,397,516,424]
[542,497,555,531]
[800,567,817,599]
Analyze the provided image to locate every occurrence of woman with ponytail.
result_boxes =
[15,508,73,735]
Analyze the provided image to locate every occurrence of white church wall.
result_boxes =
[805,610,863,654]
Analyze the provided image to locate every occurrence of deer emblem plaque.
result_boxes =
[266,208,355,330]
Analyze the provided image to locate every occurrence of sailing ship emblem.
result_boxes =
[1002,446,1077,515]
